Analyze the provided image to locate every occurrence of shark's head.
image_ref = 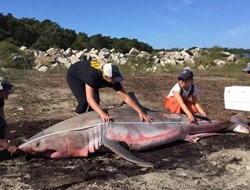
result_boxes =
[18,129,92,158]
[18,135,58,157]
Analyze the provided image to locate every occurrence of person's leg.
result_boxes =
[0,116,6,139]
[164,96,182,113]
[66,73,89,114]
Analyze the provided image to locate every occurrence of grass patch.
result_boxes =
[119,56,154,75]
[0,68,36,81]
[47,66,68,75]
[194,62,247,78]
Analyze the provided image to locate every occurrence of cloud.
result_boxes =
[151,0,196,25]
[164,0,195,11]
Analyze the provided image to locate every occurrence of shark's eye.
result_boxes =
[36,142,40,147]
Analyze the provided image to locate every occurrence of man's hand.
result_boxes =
[0,139,18,153]
[7,145,18,154]
[187,113,195,123]
[99,112,113,123]
[139,112,153,123]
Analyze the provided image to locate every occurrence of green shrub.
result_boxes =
[0,41,34,69]
[194,46,227,66]
[119,56,154,75]
[0,41,20,59]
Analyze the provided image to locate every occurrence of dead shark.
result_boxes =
[18,93,249,167]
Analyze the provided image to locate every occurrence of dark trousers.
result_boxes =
[0,116,6,139]
[66,69,100,114]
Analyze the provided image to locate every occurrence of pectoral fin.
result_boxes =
[103,136,154,167]
[184,133,220,143]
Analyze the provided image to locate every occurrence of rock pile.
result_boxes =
[19,46,238,72]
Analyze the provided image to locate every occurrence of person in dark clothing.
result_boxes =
[66,59,152,123]
[0,77,17,154]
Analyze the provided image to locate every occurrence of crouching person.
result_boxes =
[164,69,206,123]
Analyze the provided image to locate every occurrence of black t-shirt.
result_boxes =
[69,60,123,91]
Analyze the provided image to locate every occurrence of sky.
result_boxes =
[1,0,250,49]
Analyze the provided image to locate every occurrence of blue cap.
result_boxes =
[178,69,193,81]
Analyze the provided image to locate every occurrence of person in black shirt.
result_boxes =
[66,60,152,123]
[0,77,17,153]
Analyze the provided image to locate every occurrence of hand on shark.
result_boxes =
[188,112,207,123]
[0,139,18,154]
[138,111,153,123]
[100,112,153,123]
[99,112,113,123]
[100,108,153,123]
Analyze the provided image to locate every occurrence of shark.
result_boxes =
[18,93,249,166]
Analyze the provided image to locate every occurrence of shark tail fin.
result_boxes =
[103,136,154,167]
[229,112,249,133]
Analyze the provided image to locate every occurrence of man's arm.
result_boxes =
[174,91,195,122]
[85,84,111,122]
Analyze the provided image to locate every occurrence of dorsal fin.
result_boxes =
[120,92,151,113]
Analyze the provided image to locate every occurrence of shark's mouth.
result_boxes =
[41,150,57,158]
[20,146,56,158]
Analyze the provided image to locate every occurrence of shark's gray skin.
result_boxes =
[18,94,249,167]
